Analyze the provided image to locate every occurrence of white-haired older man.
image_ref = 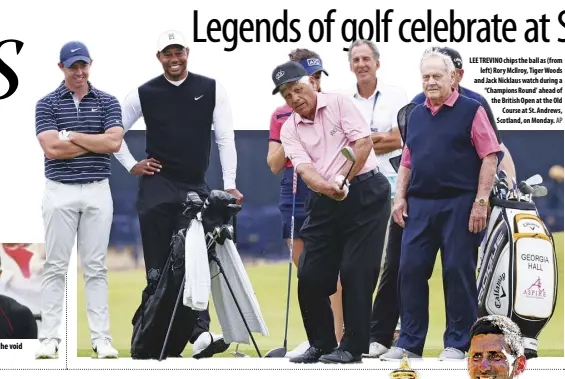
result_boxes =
[381,48,501,361]
[273,61,391,364]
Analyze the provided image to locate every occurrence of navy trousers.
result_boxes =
[396,193,480,356]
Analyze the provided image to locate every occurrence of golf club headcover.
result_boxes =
[201,190,240,233]
[182,191,204,218]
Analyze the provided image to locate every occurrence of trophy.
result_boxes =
[389,354,419,379]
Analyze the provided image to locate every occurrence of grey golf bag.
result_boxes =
[477,173,558,359]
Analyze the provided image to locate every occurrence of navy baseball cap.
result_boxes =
[60,41,91,68]
[438,47,463,69]
[272,61,309,95]
[298,57,329,76]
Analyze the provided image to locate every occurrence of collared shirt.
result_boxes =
[35,81,123,183]
[400,91,501,168]
[114,75,237,190]
[280,92,378,183]
[411,85,501,144]
[348,80,408,176]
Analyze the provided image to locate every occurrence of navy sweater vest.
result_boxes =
[406,96,482,198]
[138,73,216,184]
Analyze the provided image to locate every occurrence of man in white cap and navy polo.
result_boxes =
[114,30,241,358]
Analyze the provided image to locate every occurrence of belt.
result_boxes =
[349,168,379,185]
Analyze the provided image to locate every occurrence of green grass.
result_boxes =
[77,233,564,358]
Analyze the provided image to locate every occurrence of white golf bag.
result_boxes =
[477,180,558,359]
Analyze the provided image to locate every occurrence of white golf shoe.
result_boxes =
[380,346,422,361]
[285,340,310,359]
[363,342,389,358]
[193,332,230,359]
[438,347,465,361]
[93,338,119,359]
[35,338,59,359]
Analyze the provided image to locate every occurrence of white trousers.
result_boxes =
[40,179,113,344]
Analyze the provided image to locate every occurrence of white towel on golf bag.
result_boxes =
[183,214,211,311]
[210,239,270,345]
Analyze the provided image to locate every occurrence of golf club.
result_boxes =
[340,146,356,189]
[532,185,548,197]
[525,174,543,187]
[231,344,250,358]
[265,169,298,358]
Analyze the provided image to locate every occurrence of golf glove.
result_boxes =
[334,175,350,199]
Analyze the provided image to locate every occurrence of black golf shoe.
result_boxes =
[289,346,335,364]
[319,348,362,364]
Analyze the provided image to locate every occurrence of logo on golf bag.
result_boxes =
[494,273,507,309]
[523,277,546,299]
[522,221,541,231]
[477,230,505,305]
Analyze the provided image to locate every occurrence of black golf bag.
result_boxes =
[130,191,239,359]
[477,194,558,359]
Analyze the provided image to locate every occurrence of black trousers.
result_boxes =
[369,220,403,347]
[297,172,391,355]
[136,173,211,343]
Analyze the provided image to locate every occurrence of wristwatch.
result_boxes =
[475,197,489,206]
[59,130,71,141]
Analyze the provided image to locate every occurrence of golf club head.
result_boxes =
[231,344,251,358]
[525,174,543,187]
[533,185,548,197]
[519,181,534,195]
[341,146,356,163]
[264,347,287,358]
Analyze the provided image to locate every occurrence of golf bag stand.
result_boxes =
[477,197,558,359]
[159,190,262,359]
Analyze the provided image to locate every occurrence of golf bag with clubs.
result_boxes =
[476,174,559,359]
[130,190,242,359]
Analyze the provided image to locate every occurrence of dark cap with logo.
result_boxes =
[271,61,309,95]
[298,57,329,77]
[60,41,91,68]
[438,47,463,69]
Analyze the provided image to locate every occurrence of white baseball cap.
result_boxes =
[157,30,188,52]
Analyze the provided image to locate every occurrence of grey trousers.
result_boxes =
[39,178,113,344]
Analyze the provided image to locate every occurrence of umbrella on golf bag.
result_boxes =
[130,193,205,359]
[389,102,418,173]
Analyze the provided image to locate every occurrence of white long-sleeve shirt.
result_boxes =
[114,75,238,190]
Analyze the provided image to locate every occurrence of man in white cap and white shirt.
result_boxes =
[114,30,241,358]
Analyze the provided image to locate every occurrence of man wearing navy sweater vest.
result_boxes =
[114,30,241,358]
[381,48,501,361]
[369,46,517,359]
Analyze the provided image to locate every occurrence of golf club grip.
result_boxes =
[292,169,297,195]
[341,164,354,189]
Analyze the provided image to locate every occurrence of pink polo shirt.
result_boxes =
[280,92,378,182]
[269,104,294,169]
[400,90,501,168]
